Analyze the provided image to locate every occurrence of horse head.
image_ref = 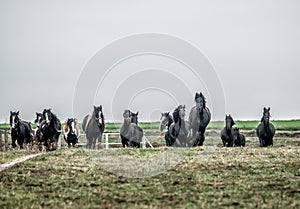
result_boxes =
[43,108,54,125]
[195,92,206,113]
[10,111,20,129]
[34,112,44,127]
[261,107,271,125]
[160,112,171,131]
[225,114,235,131]
[67,118,76,134]
[131,112,139,125]
[173,105,185,123]
[93,105,104,125]
[122,109,131,126]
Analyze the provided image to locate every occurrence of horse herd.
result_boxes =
[7,92,276,151]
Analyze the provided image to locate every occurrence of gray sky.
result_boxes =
[0,0,299,122]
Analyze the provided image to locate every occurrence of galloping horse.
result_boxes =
[256,107,275,147]
[128,112,143,148]
[120,110,143,148]
[220,114,235,147]
[188,92,211,146]
[33,112,45,144]
[159,112,174,146]
[41,108,62,150]
[169,105,190,147]
[82,105,105,149]
[63,118,80,147]
[10,111,32,149]
[120,109,131,147]
[232,127,245,147]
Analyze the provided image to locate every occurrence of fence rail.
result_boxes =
[0,128,10,150]
[79,132,153,149]
[0,128,153,150]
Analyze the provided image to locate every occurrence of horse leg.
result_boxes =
[97,132,103,149]
[12,136,17,148]
[17,138,24,149]
[199,128,206,146]
[222,138,226,147]
[165,132,170,146]
[121,135,126,147]
[85,137,90,149]
[92,138,96,149]
[194,131,203,146]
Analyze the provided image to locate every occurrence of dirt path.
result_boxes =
[0,153,44,172]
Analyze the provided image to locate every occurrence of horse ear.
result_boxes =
[167,112,169,115]
[136,112,139,116]
[17,111,19,115]
[100,105,102,111]
[10,111,12,114]
[200,92,203,97]
[268,107,270,111]
[93,105,96,110]
[263,107,266,111]
[36,112,38,115]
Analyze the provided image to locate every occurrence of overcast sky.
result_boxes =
[0,0,299,122]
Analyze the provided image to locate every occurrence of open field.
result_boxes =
[1,119,299,131]
[0,147,299,208]
[0,120,299,208]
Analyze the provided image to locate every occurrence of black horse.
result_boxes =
[128,112,143,148]
[220,114,235,147]
[63,118,80,147]
[159,112,174,146]
[169,105,190,147]
[256,107,275,147]
[233,127,245,147]
[33,112,45,144]
[34,112,45,127]
[41,108,62,150]
[82,105,105,149]
[120,109,131,147]
[9,111,32,149]
[188,92,211,146]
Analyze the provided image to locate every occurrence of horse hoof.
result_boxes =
[97,142,104,149]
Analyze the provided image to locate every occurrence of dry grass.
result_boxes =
[0,145,299,208]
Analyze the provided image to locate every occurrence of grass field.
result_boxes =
[0,147,299,208]
[1,119,299,132]
[0,120,299,208]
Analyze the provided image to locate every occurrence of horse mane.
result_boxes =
[99,111,105,132]
[168,114,174,124]
[50,112,60,124]
[195,92,206,108]
[64,121,69,133]
[173,105,183,123]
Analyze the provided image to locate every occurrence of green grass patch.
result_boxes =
[0,147,299,208]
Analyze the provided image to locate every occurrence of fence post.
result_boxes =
[4,130,8,150]
[0,131,2,151]
[105,133,109,149]
[142,135,146,149]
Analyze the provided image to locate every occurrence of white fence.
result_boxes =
[79,132,153,149]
